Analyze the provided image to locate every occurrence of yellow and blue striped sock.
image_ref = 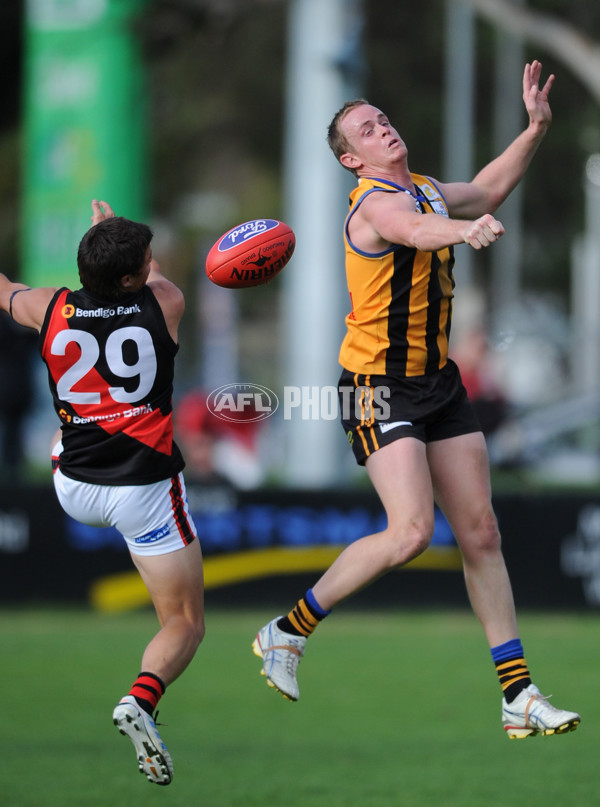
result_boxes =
[491,639,531,703]
[277,588,331,637]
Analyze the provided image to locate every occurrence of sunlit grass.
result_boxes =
[1,607,598,807]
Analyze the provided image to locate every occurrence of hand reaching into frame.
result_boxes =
[90,199,116,227]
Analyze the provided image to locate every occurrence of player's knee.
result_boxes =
[387,518,434,566]
[171,611,205,650]
[464,509,501,556]
[190,615,206,647]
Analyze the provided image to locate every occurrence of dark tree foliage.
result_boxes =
[135,0,287,221]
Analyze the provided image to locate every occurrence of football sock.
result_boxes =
[129,671,166,715]
[277,588,331,637]
[491,639,532,703]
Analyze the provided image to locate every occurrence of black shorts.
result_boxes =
[338,359,482,466]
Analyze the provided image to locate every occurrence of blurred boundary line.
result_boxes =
[89,545,463,612]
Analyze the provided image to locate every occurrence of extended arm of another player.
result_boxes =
[440,60,554,218]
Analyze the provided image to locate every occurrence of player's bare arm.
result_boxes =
[439,60,554,220]
[89,199,184,342]
[147,259,185,343]
[351,190,504,253]
[0,275,57,332]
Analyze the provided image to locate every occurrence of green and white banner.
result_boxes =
[22,0,148,287]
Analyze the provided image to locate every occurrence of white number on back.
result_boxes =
[52,330,101,404]
[106,327,157,403]
[51,327,157,405]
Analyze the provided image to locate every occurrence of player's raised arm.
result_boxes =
[440,60,554,219]
[146,258,185,343]
[90,199,116,226]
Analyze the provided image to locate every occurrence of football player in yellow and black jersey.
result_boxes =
[253,61,581,738]
[0,201,205,784]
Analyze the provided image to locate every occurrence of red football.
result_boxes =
[205,219,295,289]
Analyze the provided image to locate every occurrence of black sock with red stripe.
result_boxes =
[129,671,166,715]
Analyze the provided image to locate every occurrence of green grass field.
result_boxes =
[2,606,599,807]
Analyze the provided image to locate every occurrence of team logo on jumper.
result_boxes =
[207,383,278,422]
[218,219,279,252]
[420,183,448,217]
[135,524,170,544]
[61,304,75,318]
[421,183,439,200]
[71,304,141,319]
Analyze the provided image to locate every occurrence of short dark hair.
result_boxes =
[77,217,153,300]
[326,98,369,175]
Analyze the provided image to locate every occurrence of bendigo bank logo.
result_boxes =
[58,408,72,423]
[61,304,75,318]
[206,383,279,423]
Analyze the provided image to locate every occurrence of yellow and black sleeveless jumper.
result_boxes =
[339,174,455,378]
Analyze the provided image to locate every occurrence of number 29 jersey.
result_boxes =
[40,285,185,485]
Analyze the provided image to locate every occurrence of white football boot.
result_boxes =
[252,617,306,701]
[112,695,173,785]
[502,684,581,739]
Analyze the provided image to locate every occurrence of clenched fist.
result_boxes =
[463,214,505,250]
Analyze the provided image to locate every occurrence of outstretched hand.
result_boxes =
[90,199,115,226]
[523,60,554,130]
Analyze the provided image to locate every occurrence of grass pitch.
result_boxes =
[1,606,598,806]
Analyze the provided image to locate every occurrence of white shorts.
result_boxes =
[52,442,198,556]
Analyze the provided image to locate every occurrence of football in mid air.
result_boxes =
[205,218,295,289]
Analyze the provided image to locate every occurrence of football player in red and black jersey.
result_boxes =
[0,200,204,785]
